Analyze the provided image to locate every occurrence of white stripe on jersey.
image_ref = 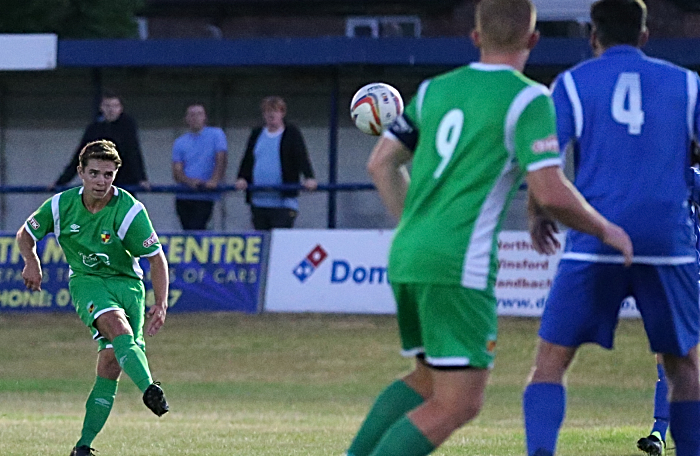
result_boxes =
[562,71,584,139]
[527,157,563,172]
[504,84,550,154]
[461,162,520,290]
[117,202,145,240]
[686,70,698,141]
[51,193,61,238]
[415,80,430,124]
[562,252,697,265]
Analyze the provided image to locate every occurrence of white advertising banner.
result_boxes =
[264,229,640,317]
[0,34,57,70]
[265,229,396,313]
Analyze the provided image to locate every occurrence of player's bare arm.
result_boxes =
[16,226,43,291]
[526,165,633,265]
[366,135,412,220]
[527,190,561,255]
[146,249,169,337]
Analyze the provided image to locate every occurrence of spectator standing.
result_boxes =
[235,96,317,230]
[52,90,150,192]
[172,104,228,231]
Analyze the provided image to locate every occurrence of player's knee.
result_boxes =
[97,349,122,380]
[435,393,483,428]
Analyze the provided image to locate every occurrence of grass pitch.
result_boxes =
[0,312,657,455]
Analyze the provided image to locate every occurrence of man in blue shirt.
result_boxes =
[172,104,228,230]
[522,1,700,456]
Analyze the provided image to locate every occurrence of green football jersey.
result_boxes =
[388,63,561,290]
[25,186,161,280]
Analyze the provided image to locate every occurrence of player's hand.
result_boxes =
[22,262,43,291]
[234,178,248,191]
[139,180,152,191]
[204,179,218,189]
[529,215,560,255]
[303,178,318,191]
[602,222,634,266]
[146,302,167,336]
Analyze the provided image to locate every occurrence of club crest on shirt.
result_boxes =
[87,301,95,314]
[486,339,497,353]
[143,232,158,248]
[531,135,559,154]
[100,231,112,244]
[28,217,40,230]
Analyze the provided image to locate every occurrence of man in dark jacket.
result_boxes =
[52,91,150,191]
[235,96,317,230]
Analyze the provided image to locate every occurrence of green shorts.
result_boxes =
[391,282,498,369]
[69,274,146,352]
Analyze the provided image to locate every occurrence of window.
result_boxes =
[346,16,421,38]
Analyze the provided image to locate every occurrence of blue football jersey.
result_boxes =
[552,45,700,262]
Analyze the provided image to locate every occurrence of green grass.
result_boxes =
[0,313,659,455]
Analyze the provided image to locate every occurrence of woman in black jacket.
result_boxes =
[235,96,317,230]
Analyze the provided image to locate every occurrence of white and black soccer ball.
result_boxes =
[350,82,404,136]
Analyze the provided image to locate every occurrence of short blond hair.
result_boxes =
[475,0,536,52]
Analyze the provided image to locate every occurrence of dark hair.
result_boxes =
[591,0,647,47]
[101,89,122,103]
[79,140,123,170]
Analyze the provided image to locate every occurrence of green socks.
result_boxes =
[368,416,435,456]
[76,376,118,448]
[348,380,425,456]
[111,334,153,392]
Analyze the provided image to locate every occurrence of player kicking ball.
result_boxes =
[16,140,170,456]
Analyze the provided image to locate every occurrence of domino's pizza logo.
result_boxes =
[293,244,328,283]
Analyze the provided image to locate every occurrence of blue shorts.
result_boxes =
[539,260,699,356]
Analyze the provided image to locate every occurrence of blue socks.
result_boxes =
[523,383,566,456]
[651,363,669,439]
[670,401,700,456]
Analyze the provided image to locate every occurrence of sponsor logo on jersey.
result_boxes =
[79,252,111,268]
[293,244,328,283]
[28,217,40,230]
[101,231,111,244]
[143,232,158,248]
[70,223,81,233]
[531,135,559,154]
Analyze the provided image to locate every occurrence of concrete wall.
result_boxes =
[0,66,531,233]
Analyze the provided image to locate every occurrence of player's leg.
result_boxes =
[662,348,700,456]
[94,309,154,392]
[524,260,629,456]
[367,284,496,456]
[637,355,668,456]
[346,283,427,456]
[635,263,700,456]
[73,347,120,454]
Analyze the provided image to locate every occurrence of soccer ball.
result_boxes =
[350,82,404,136]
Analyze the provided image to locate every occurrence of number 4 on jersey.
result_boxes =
[611,72,645,135]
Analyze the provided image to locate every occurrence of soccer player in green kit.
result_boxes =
[16,140,170,456]
[343,0,633,455]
